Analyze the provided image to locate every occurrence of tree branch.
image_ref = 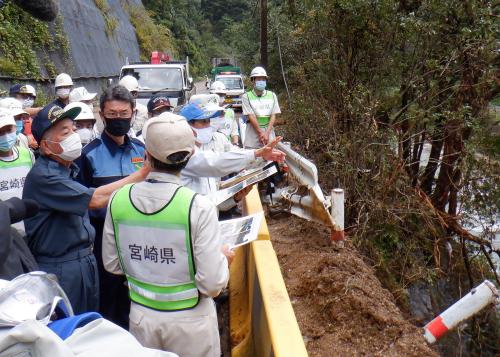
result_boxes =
[416,188,498,254]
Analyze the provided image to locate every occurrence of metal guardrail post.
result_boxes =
[330,189,345,241]
[423,280,499,344]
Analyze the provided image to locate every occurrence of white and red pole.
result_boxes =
[423,280,499,344]
[330,189,345,242]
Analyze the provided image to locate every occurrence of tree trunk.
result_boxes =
[432,120,463,211]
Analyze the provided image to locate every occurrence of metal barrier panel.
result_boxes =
[230,188,308,357]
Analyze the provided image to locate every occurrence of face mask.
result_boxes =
[15,120,24,135]
[76,128,94,145]
[218,95,225,106]
[255,80,267,91]
[56,88,71,99]
[49,132,82,161]
[22,98,34,109]
[210,116,226,131]
[0,132,17,152]
[104,118,131,137]
[193,126,214,145]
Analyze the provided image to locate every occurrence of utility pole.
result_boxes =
[260,0,268,69]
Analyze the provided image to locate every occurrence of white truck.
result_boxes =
[215,74,245,109]
[119,52,195,108]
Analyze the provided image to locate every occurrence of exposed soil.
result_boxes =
[268,214,439,356]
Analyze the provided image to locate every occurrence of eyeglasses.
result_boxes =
[103,111,133,119]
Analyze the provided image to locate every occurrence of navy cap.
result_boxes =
[179,103,214,121]
[32,103,81,143]
[9,84,23,97]
[147,95,172,113]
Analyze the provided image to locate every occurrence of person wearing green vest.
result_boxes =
[102,112,233,356]
[0,108,34,232]
[241,66,281,149]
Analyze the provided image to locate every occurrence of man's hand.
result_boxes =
[260,131,270,145]
[234,185,253,202]
[258,130,268,145]
[222,244,235,265]
[136,158,151,180]
[25,107,42,117]
[28,137,39,150]
[255,136,286,163]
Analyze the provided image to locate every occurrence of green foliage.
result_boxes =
[123,3,176,62]
[33,86,51,108]
[93,0,118,38]
[264,1,498,352]
[141,0,251,76]
[0,3,69,79]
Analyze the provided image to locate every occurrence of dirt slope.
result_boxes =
[268,215,438,357]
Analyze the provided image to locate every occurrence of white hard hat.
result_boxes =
[210,81,226,94]
[250,66,268,78]
[18,84,36,97]
[189,94,220,107]
[55,73,73,88]
[0,107,16,128]
[65,102,95,121]
[0,271,74,326]
[0,97,28,117]
[119,75,139,92]
[69,87,97,103]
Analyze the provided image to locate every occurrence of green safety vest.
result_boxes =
[220,108,235,140]
[0,146,33,201]
[110,184,199,311]
[246,90,276,127]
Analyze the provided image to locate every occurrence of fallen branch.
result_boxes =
[416,188,498,255]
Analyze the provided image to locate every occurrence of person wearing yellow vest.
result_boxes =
[102,112,233,356]
[0,108,34,232]
[241,66,281,148]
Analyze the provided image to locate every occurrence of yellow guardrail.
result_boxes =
[230,188,308,357]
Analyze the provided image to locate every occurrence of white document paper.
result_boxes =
[219,212,264,249]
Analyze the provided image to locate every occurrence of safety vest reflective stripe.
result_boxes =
[246,90,275,127]
[129,281,199,302]
[110,184,199,311]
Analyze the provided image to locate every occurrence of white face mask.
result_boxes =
[218,95,225,106]
[56,88,71,99]
[50,132,82,161]
[76,128,94,145]
[193,126,214,145]
[22,98,35,109]
[210,116,226,131]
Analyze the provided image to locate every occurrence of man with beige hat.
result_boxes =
[102,112,233,356]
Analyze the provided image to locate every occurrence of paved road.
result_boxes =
[195,81,209,95]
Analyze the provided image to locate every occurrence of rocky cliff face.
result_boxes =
[59,0,141,79]
[0,0,143,94]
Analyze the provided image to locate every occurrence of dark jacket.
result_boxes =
[0,203,38,280]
